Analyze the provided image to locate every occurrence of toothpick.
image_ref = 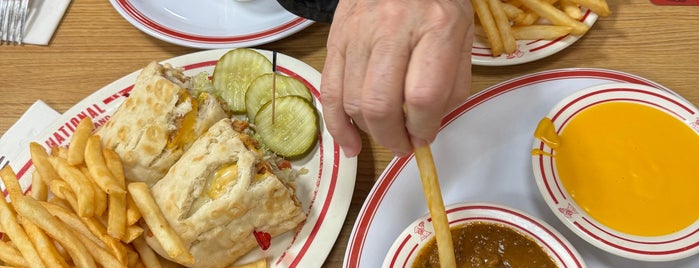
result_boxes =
[272,51,277,125]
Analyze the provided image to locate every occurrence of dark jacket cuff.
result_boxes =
[277,0,339,23]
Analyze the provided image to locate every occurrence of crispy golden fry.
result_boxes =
[30,170,48,201]
[125,245,142,268]
[40,201,106,248]
[230,259,267,268]
[126,194,142,226]
[132,236,163,268]
[85,135,125,194]
[69,227,123,268]
[51,146,69,159]
[519,0,590,35]
[512,25,573,39]
[29,142,59,183]
[516,11,540,26]
[79,166,108,217]
[128,182,194,264]
[569,0,611,16]
[67,117,93,165]
[0,166,24,201]
[560,0,583,19]
[501,2,526,23]
[0,239,29,267]
[48,156,95,217]
[488,0,517,54]
[0,193,46,268]
[103,148,128,240]
[472,0,504,56]
[13,196,97,268]
[122,225,145,244]
[20,218,70,268]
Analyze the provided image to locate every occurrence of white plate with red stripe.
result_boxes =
[344,68,699,267]
[532,83,699,262]
[7,49,356,267]
[383,203,585,268]
[109,0,314,49]
[472,8,598,66]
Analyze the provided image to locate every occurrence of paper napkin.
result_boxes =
[0,100,61,165]
[12,0,72,45]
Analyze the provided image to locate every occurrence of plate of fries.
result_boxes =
[471,0,611,66]
[0,49,357,268]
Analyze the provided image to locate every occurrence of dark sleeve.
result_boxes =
[277,0,339,23]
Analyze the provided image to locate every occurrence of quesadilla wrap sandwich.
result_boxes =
[97,61,227,186]
[145,118,306,268]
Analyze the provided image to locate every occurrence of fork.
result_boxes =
[0,0,29,45]
[0,155,8,170]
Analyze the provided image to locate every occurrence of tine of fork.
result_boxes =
[18,0,27,44]
[10,0,19,44]
[0,0,6,44]
[0,155,7,169]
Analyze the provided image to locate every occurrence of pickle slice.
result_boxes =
[245,73,313,122]
[212,48,272,113]
[254,96,319,158]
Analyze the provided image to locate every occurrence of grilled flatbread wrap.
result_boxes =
[146,118,306,268]
[97,61,227,186]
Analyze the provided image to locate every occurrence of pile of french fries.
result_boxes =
[472,0,611,56]
[0,117,197,268]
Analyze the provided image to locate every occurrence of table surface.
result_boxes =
[1,0,697,267]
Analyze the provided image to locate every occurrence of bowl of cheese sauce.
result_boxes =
[383,202,585,268]
[532,82,699,261]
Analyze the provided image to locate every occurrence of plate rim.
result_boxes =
[343,68,678,268]
[108,0,315,49]
[471,9,599,66]
[531,82,699,262]
[8,48,357,267]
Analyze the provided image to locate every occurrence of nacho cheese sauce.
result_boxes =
[544,102,699,236]
[412,222,557,268]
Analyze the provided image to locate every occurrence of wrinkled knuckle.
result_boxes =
[361,99,393,121]
[406,91,443,110]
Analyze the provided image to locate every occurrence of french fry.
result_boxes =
[13,196,97,268]
[20,218,70,268]
[132,236,163,268]
[568,0,611,16]
[519,0,590,35]
[80,166,108,217]
[125,245,142,268]
[1,166,24,201]
[516,11,540,26]
[48,156,95,217]
[0,238,29,267]
[29,142,59,183]
[67,117,93,165]
[85,135,125,194]
[104,148,128,240]
[488,0,517,54]
[122,225,145,244]
[126,194,142,226]
[0,192,46,268]
[128,182,194,264]
[501,2,526,23]
[560,0,583,20]
[512,25,573,39]
[69,227,123,268]
[40,201,106,248]
[472,0,504,56]
[30,170,48,201]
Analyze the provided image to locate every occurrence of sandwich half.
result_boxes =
[146,118,306,268]
[97,61,227,186]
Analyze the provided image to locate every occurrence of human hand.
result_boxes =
[321,0,474,158]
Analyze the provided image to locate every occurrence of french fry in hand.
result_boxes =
[512,25,573,39]
[67,117,93,165]
[128,182,194,264]
[519,0,590,35]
